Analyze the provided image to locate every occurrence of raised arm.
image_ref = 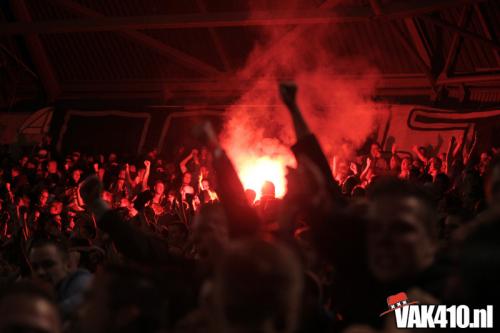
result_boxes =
[279,82,342,201]
[445,136,456,176]
[203,122,260,238]
[464,130,478,168]
[179,151,194,174]
[124,163,134,187]
[142,160,151,191]
[412,145,429,165]
[453,125,471,160]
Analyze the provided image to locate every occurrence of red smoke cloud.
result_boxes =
[221,0,385,198]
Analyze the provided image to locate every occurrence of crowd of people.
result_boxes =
[0,82,499,333]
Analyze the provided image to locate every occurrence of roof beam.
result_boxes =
[195,0,232,71]
[438,72,500,84]
[422,12,500,52]
[404,18,433,68]
[436,6,472,81]
[59,74,433,99]
[0,0,488,35]
[368,0,383,16]
[473,3,500,66]
[367,0,434,76]
[9,0,60,102]
[391,21,436,89]
[47,0,222,76]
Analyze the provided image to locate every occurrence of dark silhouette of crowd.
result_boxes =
[0,83,499,333]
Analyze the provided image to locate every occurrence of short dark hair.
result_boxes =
[368,178,438,239]
[29,237,69,259]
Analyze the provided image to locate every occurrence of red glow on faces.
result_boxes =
[237,155,288,199]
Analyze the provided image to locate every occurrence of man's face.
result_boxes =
[480,152,491,164]
[370,144,381,158]
[40,191,49,206]
[401,158,411,172]
[183,173,192,185]
[117,179,125,188]
[49,202,62,215]
[390,156,399,170]
[367,197,436,283]
[201,180,210,191]
[430,157,442,172]
[0,294,61,333]
[72,170,81,183]
[48,161,58,174]
[154,182,165,195]
[29,245,69,286]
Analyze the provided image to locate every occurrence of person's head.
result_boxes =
[0,281,61,333]
[29,238,70,287]
[390,155,401,171]
[213,239,303,333]
[401,157,412,172]
[261,181,275,199]
[72,169,82,184]
[154,181,165,196]
[167,190,176,203]
[38,150,49,161]
[11,166,20,178]
[102,191,113,205]
[245,189,256,205]
[199,178,209,191]
[73,264,168,333]
[412,159,423,171]
[200,165,210,179]
[49,201,63,216]
[370,143,382,159]
[47,160,58,174]
[367,179,438,284]
[20,155,29,166]
[201,147,209,160]
[116,177,126,189]
[120,198,130,209]
[108,153,117,163]
[182,172,192,186]
[429,157,442,174]
[72,152,81,162]
[39,190,50,206]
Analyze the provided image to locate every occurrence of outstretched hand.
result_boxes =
[279,82,298,110]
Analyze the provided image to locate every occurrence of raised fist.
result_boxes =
[279,82,298,109]
[144,160,151,168]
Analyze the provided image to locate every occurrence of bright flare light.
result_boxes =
[237,156,288,199]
